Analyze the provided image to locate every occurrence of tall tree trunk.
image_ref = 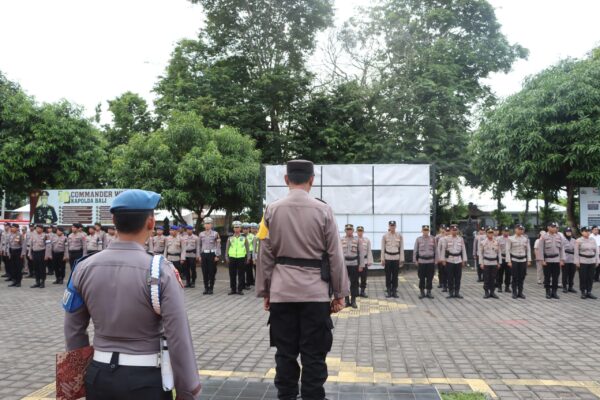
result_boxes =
[566,184,576,229]
[523,198,530,227]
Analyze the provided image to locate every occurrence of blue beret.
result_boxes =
[186,225,194,230]
[156,226,164,230]
[110,190,161,213]
[171,225,180,230]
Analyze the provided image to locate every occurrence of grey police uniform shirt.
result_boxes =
[381,232,404,263]
[199,230,221,257]
[152,234,167,254]
[52,235,68,254]
[28,231,52,259]
[67,232,87,257]
[441,235,467,263]
[8,232,27,257]
[478,238,501,266]
[164,235,185,262]
[413,235,436,263]
[563,237,576,264]
[182,233,200,259]
[496,235,509,261]
[64,240,201,399]
[256,188,350,302]
[341,235,364,268]
[103,233,117,249]
[574,237,599,265]
[506,235,531,263]
[359,236,374,266]
[539,232,565,263]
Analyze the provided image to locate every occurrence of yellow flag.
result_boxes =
[257,216,269,240]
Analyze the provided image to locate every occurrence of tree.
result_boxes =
[111,112,261,230]
[154,0,334,164]
[104,91,155,148]
[471,50,600,228]
[0,72,107,215]
[340,0,527,223]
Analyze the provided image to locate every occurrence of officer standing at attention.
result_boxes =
[506,224,531,299]
[199,217,221,295]
[562,227,577,294]
[496,227,511,293]
[45,225,57,276]
[67,223,87,267]
[51,227,68,285]
[0,225,9,281]
[356,226,373,298]
[341,224,363,308]
[436,225,448,291]
[246,223,257,287]
[86,225,103,255]
[540,222,565,299]
[152,226,167,256]
[104,226,117,248]
[381,221,404,298]
[441,224,467,299]
[63,189,201,399]
[164,225,185,277]
[479,227,500,299]
[473,226,485,282]
[256,159,349,400]
[414,225,436,299]
[28,224,52,288]
[225,221,249,295]
[94,223,106,248]
[182,226,200,288]
[574,226,598,299]
[7,223,27,287]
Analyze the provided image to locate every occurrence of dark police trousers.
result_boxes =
[562,263,576,290]
[511,261,527,294]
[346,265,359,301]
[580,264,595,293]
[201,252,217,290]
[476,259,483,280]
[417,263,435,290]
[384,260,400,293]
[482,264,497,292]
[438,263,447,288]
[228,257,246,292]
[9,249,23,283]
[184,256,197,285]
[544,262,560,290]
[53,252,66,281]
[32,250,47,283]
[497,259,511,288]
[269,302,333,400]
[446,263,462,293]
[85,359,172,400]
[246,259,255,286]
[360,266,368,290]
[68,250,83,271]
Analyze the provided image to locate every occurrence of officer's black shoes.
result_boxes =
[545,289,551,299]
[426,290,434,299]
[392,292,399,298]
[581,292,588,299]
[437,283,443,288]
[455,292,463,299]
[228,291,236,295]
[562,288,568,293]
[483,290,490,299]
[551,290,560,299]
[447,291,454,299]
[518,292,526,299]
[237,291,244,295]
[385,291,391,298]
[419,290,426,299]
[39,281,45,288]
[9,282,20,287]
[30,282,40,288]
[351,301,358,309]
[497,286,503,293]
[208,288,214,294]
[505,286,511,293]
[512,292,518,299]
[490,292,499,299]
[568,287,577,293]
[48,271,54,276]
[359,290,368,298]
[442,286,448,293]
[587,292,598,299]
[4,277,12,281]
[202,289,209,295]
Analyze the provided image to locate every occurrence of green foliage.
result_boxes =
[104,91,155,148]
[471,51,600,227]
[110,112,261,229]
[0,72,106,206]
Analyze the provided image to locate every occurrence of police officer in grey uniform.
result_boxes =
[479,227,501,299]
[51,227,69,284]
[28,224,52,288]
[7,223,27,287]
[256,160,349,400]
[357,226,373,298]
[575,226,598,299]
[67,223,87,269]
[506,224,531,299]
[63,189,201,399]
[562,227,577,293]
[540,222,565,299]
[341,224,363,309]
[199,217,221,295]
[414,225,436,299]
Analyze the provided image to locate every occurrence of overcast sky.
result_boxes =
[1,0,599,122]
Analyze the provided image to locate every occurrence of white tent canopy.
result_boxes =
[456,186,566,213]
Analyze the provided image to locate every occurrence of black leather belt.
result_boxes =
[448,252,462,256]
[510,254,526,260]
[545,253,559,258]
[186,250,196,254]
[276,257,321,269]
[154,251,164,255]
[565,250,574,254]
[580,254,596,258]
[418,256,434,260]
[484,256,498,261]
[385,251,399,255]
[345,256,358,261]
[168,252,181,256]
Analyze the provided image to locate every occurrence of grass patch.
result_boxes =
[441,393,487,400]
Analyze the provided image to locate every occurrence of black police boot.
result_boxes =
[419,289,426,299]
[568,286,577,293]
[53,279,60,284]
[447,290,454,299]
[392,291,399,298]
[490,289,499,299]
[438,282,443,288]
[518,288,526,299]
[351,296,358,309]
[512,291,517,299]
[426,289,434,299]
[345,296,351,307]
[203,288,209,295]
[505,285,511,293]
[190,280,195,288]
[546,289,551,299]
[385,289,391,298]
[359,289,368,298]
[442,284,448,293]
[455,291,463,299]
[483,289,489,299]
[497,285,502,293]
[562,287,568,293]
[228,290,236,295]
[9,281,20,287]
[581,290,588,299]
[588,292,598,299]
[4,277,12,281]
[30,280,40,288]
[551,289,560,299]
[39,280,45,288]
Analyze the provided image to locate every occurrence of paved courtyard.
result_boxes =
[2,265,600,400]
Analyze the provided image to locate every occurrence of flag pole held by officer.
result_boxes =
[255,159,350,400]
[63,189,201,400]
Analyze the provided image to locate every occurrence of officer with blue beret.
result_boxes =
[63,189,201,399]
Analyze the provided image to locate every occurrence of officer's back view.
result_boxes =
[63,189,201,400]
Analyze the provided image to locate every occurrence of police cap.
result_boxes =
[345,224,354,230]
[479,226,486,231]
[450,224,459,230]
[11,223,19,228]
[422,225,430,231]
[565,227,572,233]
[286,160,314,181]
[186,225,194,230]
[356,226,364,231]
[110,189,161,213]
[548,222,558,228]
[156,225,164,231]
[581,226,590,232]
[502,226,510,232]
[40,190,50,197]
[515,224,525,230]
[388,220,397,226]
[250,222,258,229]
[242,222,250,229]
[203,217,213,224]
[486,227,494,233]
[232,221,242,228]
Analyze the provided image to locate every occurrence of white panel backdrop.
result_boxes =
[265,164,430,250]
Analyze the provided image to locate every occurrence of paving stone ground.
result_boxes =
[2,264,600,400]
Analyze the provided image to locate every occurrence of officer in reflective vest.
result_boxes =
[225,221,249,295]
